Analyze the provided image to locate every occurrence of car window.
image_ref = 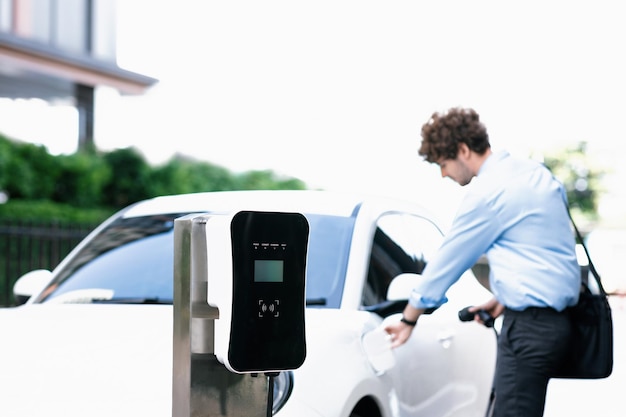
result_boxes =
[304,214,354,308]
[36,212,354,308]
[362,213,443,306]
[37,213,185,304]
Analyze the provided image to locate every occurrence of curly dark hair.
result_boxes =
[418,107,490,163]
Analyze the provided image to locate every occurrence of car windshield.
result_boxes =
[37,212,354,308]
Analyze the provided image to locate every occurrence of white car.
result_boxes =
[1,190,497,417]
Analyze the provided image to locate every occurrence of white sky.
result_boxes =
[2,0,625,225]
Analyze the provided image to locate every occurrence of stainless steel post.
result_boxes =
[173,214,268,417]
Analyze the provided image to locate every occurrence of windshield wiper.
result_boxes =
[306,297,327,306]
[92,297,172,305]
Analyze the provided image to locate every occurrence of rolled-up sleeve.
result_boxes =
[409,193,500,310]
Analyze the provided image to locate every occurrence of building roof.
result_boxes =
[0,32,157,101]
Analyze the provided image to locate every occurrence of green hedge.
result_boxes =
[0,133,307,221]
[0,199,114,224]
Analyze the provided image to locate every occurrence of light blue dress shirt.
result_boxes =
[409,151,581,312]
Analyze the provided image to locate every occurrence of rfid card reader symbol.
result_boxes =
[258,299,280,318]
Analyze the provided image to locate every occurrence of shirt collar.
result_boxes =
[478,150,510,176]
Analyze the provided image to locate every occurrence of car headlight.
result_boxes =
[272,371,294,414]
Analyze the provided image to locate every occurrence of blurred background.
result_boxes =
[1,0,625,297]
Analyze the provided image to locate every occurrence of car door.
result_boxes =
[363,213,496,417]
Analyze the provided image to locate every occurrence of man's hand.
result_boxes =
[469,297,504,325]
[384,320,415,348]
[384,306,424,348]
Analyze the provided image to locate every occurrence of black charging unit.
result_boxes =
[207,210,309,372]
[227,210,309,373]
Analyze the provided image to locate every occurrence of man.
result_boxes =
[385,107,581,417]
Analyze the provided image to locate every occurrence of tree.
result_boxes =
[53,152,111,207]
[542,141,604,222]
[0,135,58,200]
[234,170,307,190]
[102,147,152,208]
[149,155,236,196]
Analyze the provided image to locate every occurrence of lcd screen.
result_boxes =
[254,259,284,282]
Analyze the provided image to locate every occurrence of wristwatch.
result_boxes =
[400,316,417,326]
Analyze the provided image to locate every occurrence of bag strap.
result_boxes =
[550,169,607,296]
[565,206,607,296]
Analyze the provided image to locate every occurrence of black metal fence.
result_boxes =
[0,220,96,306]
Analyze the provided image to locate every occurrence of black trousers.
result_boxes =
[492,307,572,417]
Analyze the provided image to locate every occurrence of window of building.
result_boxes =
[5,0,90,54]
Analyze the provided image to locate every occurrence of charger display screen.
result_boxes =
[254,259,284,282]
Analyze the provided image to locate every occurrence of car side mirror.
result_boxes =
[386,273,423,300]
[13,269,52,305]
[385,273,438,315]
[362,273,438,318]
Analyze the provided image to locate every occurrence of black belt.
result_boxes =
[504,306,564,317]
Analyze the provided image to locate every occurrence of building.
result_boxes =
[0,0,157,151]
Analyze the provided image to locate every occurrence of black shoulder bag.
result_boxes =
[553,209,614,379]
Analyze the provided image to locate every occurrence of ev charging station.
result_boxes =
[172,211,309,417]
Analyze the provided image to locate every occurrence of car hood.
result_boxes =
[0,304,174,417]
[0,304,379,417]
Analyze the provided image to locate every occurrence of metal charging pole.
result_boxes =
[172,214,268,417]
